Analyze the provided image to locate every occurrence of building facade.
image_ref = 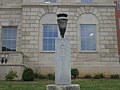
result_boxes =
[0,0,120,80]
[115,0,120,55]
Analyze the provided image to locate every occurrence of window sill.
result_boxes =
[40,51,55,53]
[0,51,24,55]
[79,51,99,53]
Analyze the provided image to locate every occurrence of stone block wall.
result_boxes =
[0,64,25,80]
[0,0,119,76]
[21,2,119,75]
[0,3,23,80]
[22,7,40,62]
[0,8,22,51]
[98,7,118,62]
[0,52,24,80]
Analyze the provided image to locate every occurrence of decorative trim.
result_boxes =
[22,3,116,7]
[0,64,26,67]
[84,6,90,14]
[0,51,24,55]
[0,6,22,9]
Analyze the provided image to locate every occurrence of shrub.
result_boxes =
[110,74,120,79]
[94,73,105,79]
[34,73,47,79]
[47,73,55,80]
[38,74,47,79]
[34,73,39,78]
[71,68,79,78]
[84,74,92,79]
[22,67,34,81]
[5,69,17,81]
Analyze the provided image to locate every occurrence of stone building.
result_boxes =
[0,0,120,80]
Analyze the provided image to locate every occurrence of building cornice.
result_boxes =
[0,3,116,8]
[0,5,22,9]
[22,3,116,7]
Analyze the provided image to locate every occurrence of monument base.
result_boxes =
[46,84,80,90]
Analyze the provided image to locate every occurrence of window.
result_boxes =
[45,0,56,3]
[43,24,58,51]
[81,0,92,4]
[118,1,120,9]
[119,19,120,29]
[2,26,17,51]
[80,24,96,51]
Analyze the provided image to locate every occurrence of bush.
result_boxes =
[34,73,47,79]
[47,73,55,80]
[34,73,39,78]
[71,68,79,78]
[5,69,17,81]
[38,74,47,79]
[94,73,104,79]
[84,74,92,79]
[22,67,34,81]
[110,74,120,79]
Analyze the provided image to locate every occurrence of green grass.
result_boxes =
[73,79,120,90]
[0,79,120,90]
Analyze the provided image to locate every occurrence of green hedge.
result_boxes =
[110,74,120,79]
[94,74,105,79]
[71,68,79,78]
[22,68,34,81]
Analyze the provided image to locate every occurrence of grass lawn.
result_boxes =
[0,79,120,90]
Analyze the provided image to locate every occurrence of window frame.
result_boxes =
[80,24,97,51]
[81,0,92,4]
[77,14,99,53]
[119,18,120,29]
[117,1,120,10]
[42,24,58,52]
[39,14,58,53]
[45,0,57,3]
[1,26,17,52]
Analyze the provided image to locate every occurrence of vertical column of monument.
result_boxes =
[55,38,71,85]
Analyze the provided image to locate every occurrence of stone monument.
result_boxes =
[55,38,71,85]
[46,13,80,90]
